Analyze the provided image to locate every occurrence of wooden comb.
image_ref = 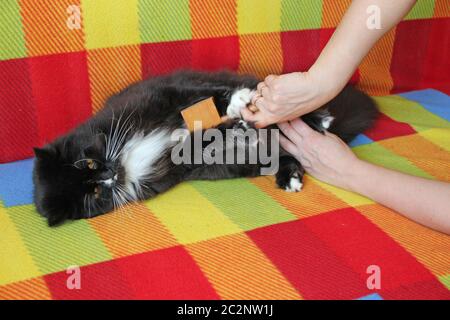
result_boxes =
[181,97,258,132]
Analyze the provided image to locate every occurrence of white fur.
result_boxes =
[321,116,335,129]
[226,88,256,118]
[285,177,303,192]
[120,129,172,198]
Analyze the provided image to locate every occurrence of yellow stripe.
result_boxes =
[145,183,242,244]
[0,205,41,286]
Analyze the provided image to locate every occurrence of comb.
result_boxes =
[181,97,258,132]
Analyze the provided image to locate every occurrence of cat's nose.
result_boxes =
[98,168,115,180]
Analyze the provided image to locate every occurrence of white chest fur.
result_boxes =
[120,129,172,198]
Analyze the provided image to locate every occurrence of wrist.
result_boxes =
[308,62,344,103]
[342,158,369,193]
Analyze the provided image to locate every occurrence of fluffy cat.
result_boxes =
[33,70,378,226]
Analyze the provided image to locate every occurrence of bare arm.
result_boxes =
[311,0,417,88]
[349,160,450,234]
[243,0,417,127]
[278,119,450,235]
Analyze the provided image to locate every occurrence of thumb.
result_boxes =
[289,118,315,138]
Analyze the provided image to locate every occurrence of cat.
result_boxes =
[33,70,378,226]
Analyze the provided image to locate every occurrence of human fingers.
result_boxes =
[279,134,299,155]
[277,122,303,144]
[289,118,316,138]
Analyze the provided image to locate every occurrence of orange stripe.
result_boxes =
[238,32,283,79]
[358,28,396,95]
[250,175,350,219]
[357,204,450,278]
[321,0,351,28]
[88,203,178,258]
[190,0,237,39]
[86,44,142,112]
[0,277,51,300]
[434,0,450,18]
[378,134,450,182]
[20,0,85,56]
[187,233,302,299]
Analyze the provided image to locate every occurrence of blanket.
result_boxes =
[1,89,449,299]
[0,0,449,300]
[1,0,449,162]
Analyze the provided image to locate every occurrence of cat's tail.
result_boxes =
[324,86,379,143]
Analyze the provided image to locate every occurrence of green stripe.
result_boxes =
[0,0,26,60]
[139,0,192,43]
[439,274,450,290]
[281,0,323,31]
[404,0,435,20]
[190,178,297,231]
[353,142,433,179]
[8,205,111,274]
[374,95,450,132]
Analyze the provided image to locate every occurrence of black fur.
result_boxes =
[33,70,378,226]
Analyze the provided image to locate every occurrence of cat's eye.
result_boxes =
[74,158,99,170]
[86,159,97,170]
[94,186,101,199]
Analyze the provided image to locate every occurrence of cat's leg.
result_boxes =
[275,156,305,192]
[225,87,258,119]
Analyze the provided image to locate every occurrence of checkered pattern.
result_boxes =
[1,0,449,162]
[0,1,449,300]
[1,89,449,299]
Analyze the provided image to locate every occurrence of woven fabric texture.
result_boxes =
[0,0,449,300]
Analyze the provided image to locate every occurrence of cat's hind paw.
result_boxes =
[276,171,303,193]
[284,176,303,192]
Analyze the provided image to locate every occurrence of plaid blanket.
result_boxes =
[0,0,449,300]
[0,90,449,299]
[0,0,449,163]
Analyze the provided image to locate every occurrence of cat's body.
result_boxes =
[33,70,378,226]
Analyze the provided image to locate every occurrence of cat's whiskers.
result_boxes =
[107,105,135,161]
[109,108,137,161]
[106,107,127,161]
[112,184,133,218]
[105,109,117,160]
[111,124,135,161]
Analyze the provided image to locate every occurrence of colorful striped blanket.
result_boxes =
[1,90,449,299]
[0,0,449,299]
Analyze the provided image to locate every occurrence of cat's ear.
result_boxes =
[33,147,54,160]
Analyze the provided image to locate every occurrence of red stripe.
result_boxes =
[390,19,433,93]
[0,58,37,162]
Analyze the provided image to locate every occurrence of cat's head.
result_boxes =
[33,131,125,226]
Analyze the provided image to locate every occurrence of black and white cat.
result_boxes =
[33,70,378,226]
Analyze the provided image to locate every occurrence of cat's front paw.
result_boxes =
[226,88,256,119]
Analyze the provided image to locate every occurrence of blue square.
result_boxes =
[0,158,34,207]
[357,293,383,300]
[349,134,373,148]
[399,89,450,122]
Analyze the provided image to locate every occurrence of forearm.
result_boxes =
[310,0,417,90]
[349,160,450,234]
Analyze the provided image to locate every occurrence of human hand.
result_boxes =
[277,118,361,190]
[241,69,343,128]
